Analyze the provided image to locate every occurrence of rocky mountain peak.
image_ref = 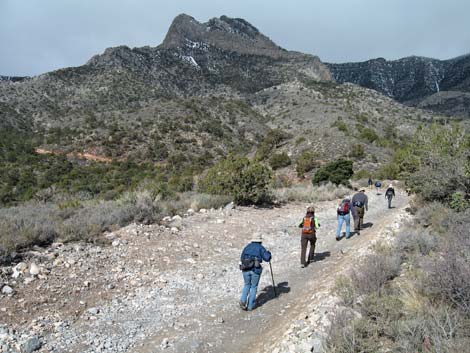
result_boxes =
[161,14,285,58]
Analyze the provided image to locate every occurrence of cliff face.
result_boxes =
[327,54,470,118]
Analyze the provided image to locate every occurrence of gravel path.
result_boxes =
[0,189,409,353]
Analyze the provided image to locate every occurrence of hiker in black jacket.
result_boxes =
[385,184,395,209]
[351,189,368,235]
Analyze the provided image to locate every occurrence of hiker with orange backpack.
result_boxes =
[336,196,351,240]
[298,206,320,268]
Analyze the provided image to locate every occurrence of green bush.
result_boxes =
[312,159,353,186]
[375,162,400,180]
[295,151,318,177]
[256,129,290,160]
[269,153,291,170]
[198,156,273,205]
[359,128,379,143]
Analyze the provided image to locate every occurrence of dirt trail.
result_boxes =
[0,189,409,353]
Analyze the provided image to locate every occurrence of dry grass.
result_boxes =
[0,191,232,264]
[273,182,351,203]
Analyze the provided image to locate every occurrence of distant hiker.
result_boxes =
[298,206,320,268]
[351,189,368,235]
[239,233,272,311]
[375,180,382,194]
[368,177,373,190]
[336,196,351,240]
[385,184,396,208]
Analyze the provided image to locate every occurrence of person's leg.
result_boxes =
[240,271,251,306]
[336,215,344,239]
[345,213,351,238]
[353,206,360,231]
[357,208,364,230]
[308,235,316,262]
[300,235,308,266]
[247,271,261,310]
[388,196,392,208]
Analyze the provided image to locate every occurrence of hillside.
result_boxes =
[328,54,470,118]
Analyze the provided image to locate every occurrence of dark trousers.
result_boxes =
[387,196,393,208]
[301,233,316,265]
[353,206,365,231]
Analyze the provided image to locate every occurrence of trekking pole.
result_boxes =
[269,261,277,297]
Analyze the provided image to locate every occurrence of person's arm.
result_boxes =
[261,247,272,262]
[315,217,320,229]
[299,219,304,228]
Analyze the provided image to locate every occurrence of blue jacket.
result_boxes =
[240,242,272,274]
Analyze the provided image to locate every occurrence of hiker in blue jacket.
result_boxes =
[239,233,272,311]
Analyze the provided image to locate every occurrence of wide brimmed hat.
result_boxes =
[251,232,263,242]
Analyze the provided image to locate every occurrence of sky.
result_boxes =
[1,0,469,76]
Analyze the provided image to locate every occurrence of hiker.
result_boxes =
[368,177,373,190]
[351,189,368,235]
[239,233,272,311]
[336,196,351,240]
[298,206,320,268]
[375,180,382,194]
[385,184,395,208]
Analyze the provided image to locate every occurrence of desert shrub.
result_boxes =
[348,144,365,159]
[395,124,470,204]
[256,129,291,160]
[312,159,353,186]
[449,191,469,212]
[0,204,59,261]
[359,128,379,143]
[198,155,272,205]
[351,252,402,296]
[295,151,318,177]
[268,152,291,170]
[352,169,370,181]
[375,162,400,180]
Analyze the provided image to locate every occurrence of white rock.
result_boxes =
[111,240,121,247]
[199,209,207,213]
[172,215,182,221]
[1,286,13,295]
[29,263,40,276]
[170,227,179,234]
[187,208,195,215]
[216,219,225,224]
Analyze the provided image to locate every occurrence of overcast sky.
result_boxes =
[1,0,469,76]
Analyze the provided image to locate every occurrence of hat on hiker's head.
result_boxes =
[306,205,315,213]
[344,196,350,201]
[389,184,393,188]
[251,232,263,243]
[360,188,366,192]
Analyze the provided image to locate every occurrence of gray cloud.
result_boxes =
[1,0,469,76]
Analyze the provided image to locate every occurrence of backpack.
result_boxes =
[375,181,382,187]
[386,188,394,196]
[239,257,261,271]
[353,200,364,207]
[302,217,315,235]
[337,201,350,215]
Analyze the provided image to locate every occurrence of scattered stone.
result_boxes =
[199,209,207,213]
[1,286,13,295]
[172,215,182,221]
[170,227,179,234]
[224,202,235,211]
[23,336,42,353]
[112,240,121,247]
[87,307,100,315]
[29,263,40,276]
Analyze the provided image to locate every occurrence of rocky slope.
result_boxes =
[327,54,470,118]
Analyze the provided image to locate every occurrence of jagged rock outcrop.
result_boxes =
[328,54,470,118]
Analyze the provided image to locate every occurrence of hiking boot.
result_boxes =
[336,237,341,241]
[239,301,247,311]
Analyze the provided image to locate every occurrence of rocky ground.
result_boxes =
[0,189,409,353]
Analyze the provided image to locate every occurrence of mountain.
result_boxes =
[0,14,436,174]
[327,54,470,118]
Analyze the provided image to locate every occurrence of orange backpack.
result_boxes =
[302,216,315,235]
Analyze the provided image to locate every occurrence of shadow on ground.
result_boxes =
[256,281,290,308]
[362,222,374,229]
[314,251,331,262]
